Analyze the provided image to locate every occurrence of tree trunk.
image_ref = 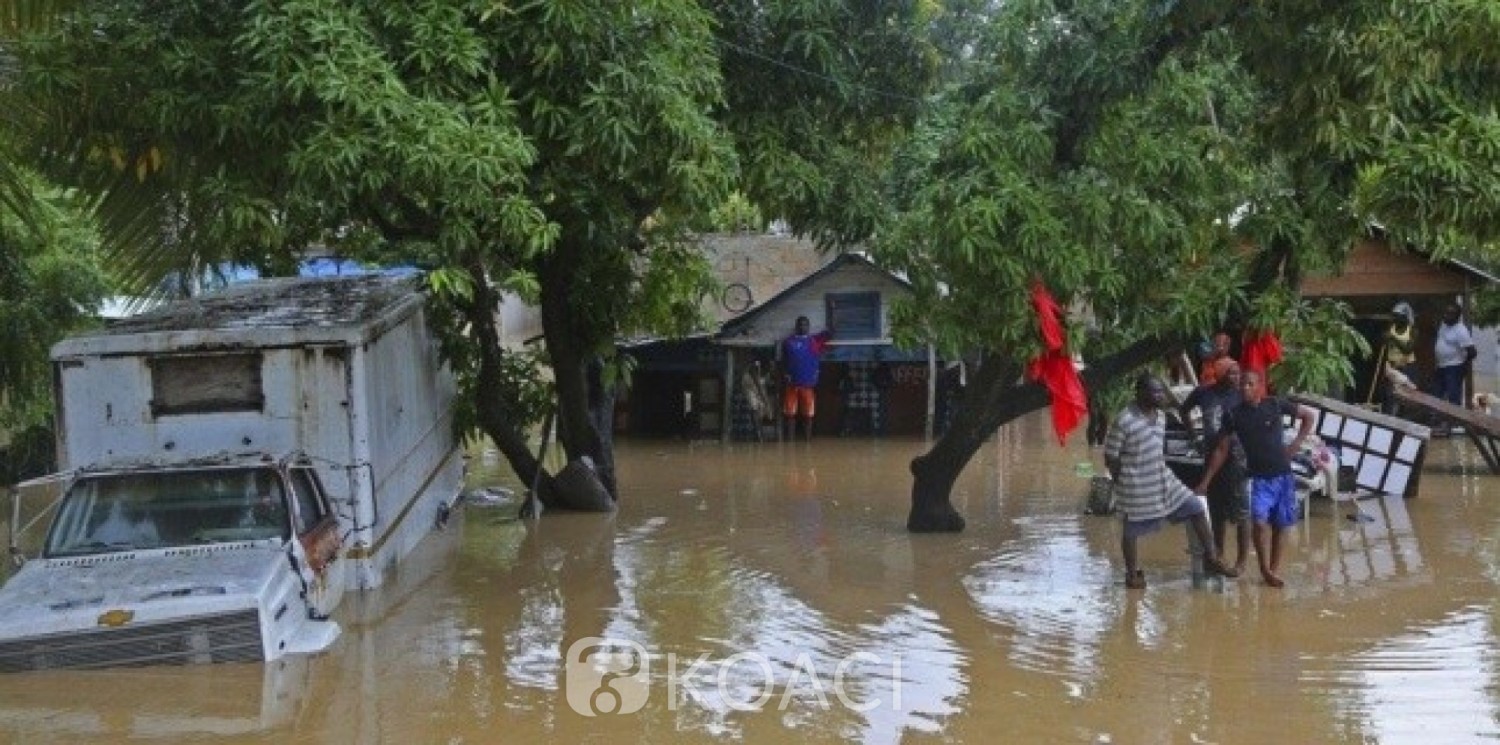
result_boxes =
[585,357,619,493]
[538,239,618,511]
[909,355,1038,532]
[907,338,1180,533]
[458,262,556,501]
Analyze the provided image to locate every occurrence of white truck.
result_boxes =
[0,274,465,672]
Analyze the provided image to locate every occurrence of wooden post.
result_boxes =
[721,349,734,445]
[925,344,937,441]
[1464,278,1475,408]
[1186,495,1211,589]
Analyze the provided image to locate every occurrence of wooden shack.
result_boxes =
[715,253,950,440]
[1299,235,1497,405]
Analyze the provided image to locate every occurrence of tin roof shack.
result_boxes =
[715,253,949,440]
[1299,235,1498,404]
[0,275,464,672]
[615,234,832,439]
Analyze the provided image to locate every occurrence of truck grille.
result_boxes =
[0,609,263,672]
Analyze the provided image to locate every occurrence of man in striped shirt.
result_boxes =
[1105,373,1236,589]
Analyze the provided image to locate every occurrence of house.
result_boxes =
[1298,235,1498,404]
[618,248,957,441]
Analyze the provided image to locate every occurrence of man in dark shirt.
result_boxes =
[1195,369,1315,588]
[1179,358,1249,575]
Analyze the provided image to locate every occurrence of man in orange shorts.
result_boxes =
[780,316,832,440]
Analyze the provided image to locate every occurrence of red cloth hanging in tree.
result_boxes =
[1026,281,1088,446]
[1241,328,1283,375]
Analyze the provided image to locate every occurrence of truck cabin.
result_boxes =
[42,460,335,558]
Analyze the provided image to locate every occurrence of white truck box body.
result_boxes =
[49,274,464,591]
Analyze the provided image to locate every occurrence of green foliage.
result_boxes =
[700,192,765,233]
[0,168,108,474]
[5,0,753,465]
[454,344,555,448]
[1267,297,1371,396]
[421,282,554,439]
[599,352,638,396]
[880,9,1264,367]
[622,233,718,340]
[1237,0,1500,258]
[0,175,107,379]
[711,0,936,247]
[879,0,1499,408]
[1471,284,1500,328]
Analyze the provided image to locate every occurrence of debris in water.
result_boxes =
[463,486,515,506]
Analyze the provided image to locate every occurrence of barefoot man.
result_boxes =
[1179,358,1251,576]
[1195,369,1315,587]
[1105,373,1236,589]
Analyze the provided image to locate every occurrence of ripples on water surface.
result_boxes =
[1,412,1499,743]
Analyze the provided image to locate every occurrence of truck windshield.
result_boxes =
[44,467,290,557]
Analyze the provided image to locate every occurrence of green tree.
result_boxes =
[6,0,933,507]
[880,0,1499,531]
[0,169,109,481]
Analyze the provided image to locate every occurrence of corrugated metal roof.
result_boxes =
[717,253,911,340]
[54,275,426,358]
[92,275,422,336]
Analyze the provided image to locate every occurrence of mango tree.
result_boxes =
[4,0,933,508]
[877,0,1500,532]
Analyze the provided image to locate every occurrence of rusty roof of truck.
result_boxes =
[95,274,423,335]
[52,274,429,358]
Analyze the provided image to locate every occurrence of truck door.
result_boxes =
[287,466,345,617]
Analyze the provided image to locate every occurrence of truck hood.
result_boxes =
[0,542,290,637]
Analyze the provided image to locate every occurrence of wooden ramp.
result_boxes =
[1391,386,1500,474]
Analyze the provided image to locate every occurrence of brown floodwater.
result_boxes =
[2,410,1499,744]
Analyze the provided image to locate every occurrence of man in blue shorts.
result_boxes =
[1195,369,1315,588]
[1105,373,1236,589]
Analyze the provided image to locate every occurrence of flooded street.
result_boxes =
[2,410,1499,743]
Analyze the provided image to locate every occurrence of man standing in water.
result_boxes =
[1380,302,1418,415]
[1105,373,1236,589]
[1196,369,1315,588]
[1179,358,1250,575]
[1434,302,1476,409]
[780,315,832,441]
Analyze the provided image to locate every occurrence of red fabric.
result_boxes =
[1027,281,1088,446]
[1031,281,1066,351]
[1241,329,1283,374]
[1027,351,1088,446]
[810,330,831,356]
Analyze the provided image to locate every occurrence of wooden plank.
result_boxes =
[1391,387,1500,475]
[1300,238,1469,297]
[1290,392,1432,440]
[1390,387,1500,436]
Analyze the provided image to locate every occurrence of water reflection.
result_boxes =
[0,412,1498,742]
[1306,608,1500,743]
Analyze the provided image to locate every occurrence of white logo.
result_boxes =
[565,637,651,716]
[563,636,902,716]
